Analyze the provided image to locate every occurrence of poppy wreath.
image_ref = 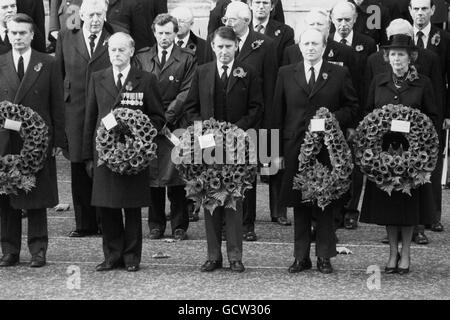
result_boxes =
[293,107,354,210]
[354,104,439,195]
[95,108,158,175]
[0,101,49,195]
[174,118,257,213]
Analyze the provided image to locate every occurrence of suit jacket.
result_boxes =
[136,44,197,187]
[0,50,65,209]
[16,0,46,52]
[0,37,10,55]
[55,27,111,162]
[205,29,278,129]
[183,61,263,131]
[207,0,285,35]
[253,19,294,66]
[82,66,165,208]
[365,49,444,123]
[272,61,358,207]
[331,31,377,59]
[186,31,206,65]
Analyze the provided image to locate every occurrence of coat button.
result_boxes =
[394,96,398,100]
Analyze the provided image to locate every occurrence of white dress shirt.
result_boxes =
[333,30,354,46]
[237,28,250,52]
[12,48,32,74]
[113,64,131,87]
[0,25,7,42]
[217,60,234,78]
[175,33,190,48]
[82,28,102,57]
[414,23,431,49]
[158,43,174,63]
[304,59,323,83]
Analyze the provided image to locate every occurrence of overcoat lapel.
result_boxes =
[202,63,216,119]
[237,30,256,61]
[0,52,20,95]
[293,63,309,95]
[90,30,109,65]
[99,67,118,100]
[15,51,43,103]
[309,62,330,98]
[74,30,90,62]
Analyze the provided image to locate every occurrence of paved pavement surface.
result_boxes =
[0,157,449,300]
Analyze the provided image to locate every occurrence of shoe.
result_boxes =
[344,218,358,229]
[317,257,333,274]
[173,229,187,241]
[149,229,162,240]
[271,217,292,226]
[244,231,257,241]
[30,255,46,268]
[126,265,139,272]
[95,260,124,272]
[21,210,27,219]
[384,253,400,274]
[397,267,410,275]
[431,222,444,232]
[381,235,389,244]
[0,254,19,267]
[288,258,312,273]
[229,261,245,273]
[68,230,99,237]
[200,260,223,272]
[413,232,429,245]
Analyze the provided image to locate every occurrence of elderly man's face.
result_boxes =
[223,7,249,37]
[7,20,33,53]
[0,0,16,27]
[108,35,134,70]
[409,0,435,28]
[80,3,106,34]
[305,12,330,35]
[300,30,325,65]
[332,5,355,38]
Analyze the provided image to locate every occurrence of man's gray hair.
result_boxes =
[80,0,108,15]
[386,18,414,39]
[108,32,135,49]
[226,1,252,21]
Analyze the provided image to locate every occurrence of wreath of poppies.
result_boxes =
[354,104,439,195]
[174,118,257,213]
[95,108,158,175]
[0,101,49,195]
[293,107,354,210]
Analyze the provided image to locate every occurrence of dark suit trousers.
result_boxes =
[243,180,257,232]
[430,138,443,222]
[269,170,287,218]
[0,196,48,256]
[293,204,337,259]
[99,207,142,266]
[204,201,243,262]
[148,186,189,234]
[71,162,101,232]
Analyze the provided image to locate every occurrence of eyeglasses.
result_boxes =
[221,17,242,25]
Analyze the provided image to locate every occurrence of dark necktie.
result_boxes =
[235,38,241,58]
[160,49,167,68]
[416,31,425,49]
[177,40,184,47]
[340,38,348,46]
[89,33,97,56]
[116,73,123,91]
[17,56,24,81]
[4,30,10,46]
[255,24,264,34]
[308,66,315,93]
[221,65,229,85]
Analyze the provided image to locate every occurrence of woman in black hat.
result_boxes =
[360,34,440,274]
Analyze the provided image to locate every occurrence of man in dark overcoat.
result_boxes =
[183,26,263,273]
[135,14,197,241]
[0,14,65,268]
[82,32,165,272]
[272,28,358,274]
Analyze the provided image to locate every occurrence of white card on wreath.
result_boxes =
[391,120,410,133]
[4,119,22,132]
[102,112,118,131]
[198,133,215,149]
[310,118,325,132]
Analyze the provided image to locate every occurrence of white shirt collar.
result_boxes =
[217,60,234,77]
[158,43,174,62]
[333,30,353,46]
[12,48,32,74]
[253,18,269,32]
[304,59,323,81]
[414,23,431,48]
[82,28,102,57]
[237,27,250,50]
[176,33,190,48]
[0,25,6,41]
[113,64,131,85]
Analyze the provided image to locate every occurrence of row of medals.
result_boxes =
[121,92,144,106]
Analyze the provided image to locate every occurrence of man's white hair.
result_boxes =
[226,1,251,21]
[171,6,194,23]
[80,0,108,14]
[386,18,414,39]
[306,7,331,26]
[331,1,357,18]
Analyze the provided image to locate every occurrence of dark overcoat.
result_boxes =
[55,27,111,163]
[0,50,65,209]
[272,61,359,207]
[135,45,197,187]
[186,31,206,66]
[17,0,46,52]
[82,66,165,208]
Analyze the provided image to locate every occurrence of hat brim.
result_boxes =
[381,44,418,51]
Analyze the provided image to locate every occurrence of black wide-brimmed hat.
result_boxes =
[381,34,418,50]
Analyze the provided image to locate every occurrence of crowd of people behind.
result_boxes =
[0,0,448,275]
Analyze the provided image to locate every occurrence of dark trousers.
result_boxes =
[204,200,243,262]
[430,141,443,223]
[243,180,257,233]
[148,185,189,234]
[99,207,142,267]
[269,170,287,219]
[344,155,365,222]
[0,196,47,256]
[293,204,337,259]
[71,162,101,232]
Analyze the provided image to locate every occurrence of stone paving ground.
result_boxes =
[0,157,449,300]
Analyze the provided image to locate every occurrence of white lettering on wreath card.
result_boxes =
[310,119,325,132]
[102,112,118,131]
[4,119,22,132]
[198,133,216,149]
[391,120,410,133]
